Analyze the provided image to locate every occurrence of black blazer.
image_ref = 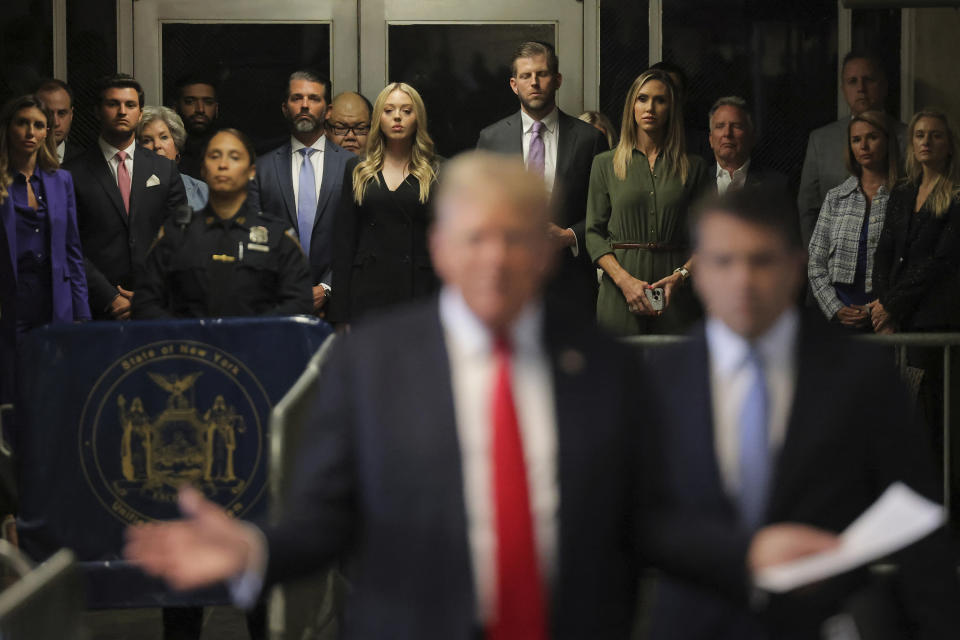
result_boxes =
[326,156,440,324]
[62,139,85,164]
[248,137,351,286]
[65,144,186,317]
[0,212,13,403]
[708,160,790,194]
[873,181,960,330]
[643,316,960,640]
[260,297,743,640]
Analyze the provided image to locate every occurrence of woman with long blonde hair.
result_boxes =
[327,82,441,325]
[871,107,960,495]
[584,69,710,335]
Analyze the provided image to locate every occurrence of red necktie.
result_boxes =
[489,336,548,640]
[116,150,131,215]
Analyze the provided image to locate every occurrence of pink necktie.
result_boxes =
[116,151,131,215]
[489,336,548,640]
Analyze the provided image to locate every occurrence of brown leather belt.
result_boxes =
[611,242,688,252]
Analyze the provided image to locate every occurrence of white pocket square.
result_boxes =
[145,174,161,188]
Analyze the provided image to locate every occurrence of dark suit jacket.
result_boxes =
[644,316,960,640]
[62,139,84,164]
[709,160,790,194]
[477,110,607,314]
[65,144,186,317]
[259,297,744,639]
[477,109,606,249]
[873,181,960,331]
[248,137,350,286]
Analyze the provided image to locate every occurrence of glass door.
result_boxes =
[361,0,585,156]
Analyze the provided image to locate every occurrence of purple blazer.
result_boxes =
[0,168,91,325]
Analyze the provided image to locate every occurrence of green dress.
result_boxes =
[585,149,711,336]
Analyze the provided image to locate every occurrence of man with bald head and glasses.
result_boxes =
[325,92,372,155]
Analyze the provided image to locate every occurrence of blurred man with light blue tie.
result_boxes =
[643,187,959,640]
[249,70,350,317]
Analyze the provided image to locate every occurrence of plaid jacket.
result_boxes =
[808,176,889,318]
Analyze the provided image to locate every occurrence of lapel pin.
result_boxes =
[558,348,585,375]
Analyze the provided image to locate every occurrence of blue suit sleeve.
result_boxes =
[61,171,91,321]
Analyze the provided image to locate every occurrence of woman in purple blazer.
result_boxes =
[0,94,90,339]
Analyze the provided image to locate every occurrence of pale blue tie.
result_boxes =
[738,346,770,531]
[297,148,317,258]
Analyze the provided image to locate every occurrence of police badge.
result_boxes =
[249,226,269,244]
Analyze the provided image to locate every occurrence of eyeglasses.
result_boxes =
[326,123,370,136]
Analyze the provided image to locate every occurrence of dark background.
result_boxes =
[1,0,904,189]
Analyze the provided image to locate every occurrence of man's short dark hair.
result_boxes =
[174,72,219,99]
[34,78,74,106]
[841,50,886,80]
[95,73,145,107]
[510,41,559,77]
[286,70,332,102]
[650,61,688,98]
[690,186,803,251]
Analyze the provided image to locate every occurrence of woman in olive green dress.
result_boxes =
[585,69,711,335]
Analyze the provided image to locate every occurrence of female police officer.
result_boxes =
[133,128,312,318]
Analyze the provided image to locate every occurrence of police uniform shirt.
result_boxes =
[132,198,313,319]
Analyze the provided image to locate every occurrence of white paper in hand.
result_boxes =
[755,482,945,593]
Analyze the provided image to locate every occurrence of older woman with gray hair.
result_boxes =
[136,106,208,210]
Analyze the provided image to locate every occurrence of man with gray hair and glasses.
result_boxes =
[707,96,788,195]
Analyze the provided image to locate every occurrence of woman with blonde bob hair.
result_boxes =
[807,110,899,329]
[585,69,710,335]
[327,82,442,325]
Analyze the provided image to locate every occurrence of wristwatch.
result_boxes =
[673,266,691,281]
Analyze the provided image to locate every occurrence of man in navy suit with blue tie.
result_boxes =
[644,188,959,639]
[248,70,350,317]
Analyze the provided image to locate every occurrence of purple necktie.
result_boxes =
[527,121,545,175]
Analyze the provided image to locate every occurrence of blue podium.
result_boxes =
[13,317,331,608]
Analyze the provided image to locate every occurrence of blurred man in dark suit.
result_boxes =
[248,70,349,318]
[34,78,83,163]
[64,74,186,319]
[126,153,839,640]
[644,188,959,640]
[707,96,788,195]
[477,41,606,318]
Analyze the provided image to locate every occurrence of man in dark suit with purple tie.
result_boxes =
[64,74,186,320]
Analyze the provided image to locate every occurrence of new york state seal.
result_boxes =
[78,340,270,524]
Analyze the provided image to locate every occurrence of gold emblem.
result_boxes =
[80,340,268,524]
[116,373,246,494]
[249,226,269,244]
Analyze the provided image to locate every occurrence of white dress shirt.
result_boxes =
[440,287,558,624]
[705,308,798,498]
[56,140,66,164]
[520,108,558,193]
[715,159,751,195]
[290,135,325,212]
[98,137,136,186]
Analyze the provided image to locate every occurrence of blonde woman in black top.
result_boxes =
[327,82,441,326]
